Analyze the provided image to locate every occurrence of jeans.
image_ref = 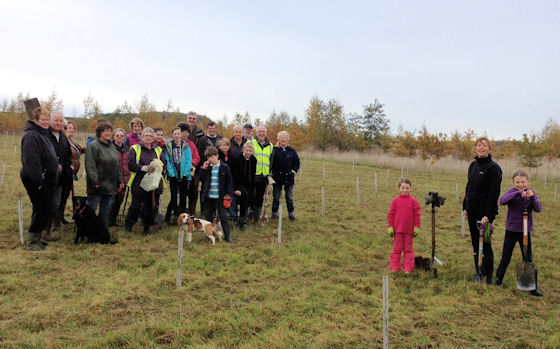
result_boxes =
[87,194,115,215]
[272,184,294,214]
[228,195,238,218]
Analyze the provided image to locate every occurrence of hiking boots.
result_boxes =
[27,232,45,251]
[530,270,544,297]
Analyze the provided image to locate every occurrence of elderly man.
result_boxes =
[44,111,72,240]
[243,123,253,140]
[252,125,274,223]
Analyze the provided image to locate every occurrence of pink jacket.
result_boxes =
[387,195,421,234]
[187,139,200,167]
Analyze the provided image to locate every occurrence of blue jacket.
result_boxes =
[164,140,192,181]
[271,145,300,186]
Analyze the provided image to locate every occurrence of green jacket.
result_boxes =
[85,137,122,195]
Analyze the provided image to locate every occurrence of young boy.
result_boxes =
[495,170,543,296]
[199,146,233,242]
[153,127,165,147]
[218,138,232,166]
[163,127,192,223]
[231,142,257,229]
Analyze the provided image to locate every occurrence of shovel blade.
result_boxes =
[516,261,536,291]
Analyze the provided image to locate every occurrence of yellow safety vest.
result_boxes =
[127,144,164,188]
[252,139,272,176]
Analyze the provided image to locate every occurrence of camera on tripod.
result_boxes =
[425,191,446,207]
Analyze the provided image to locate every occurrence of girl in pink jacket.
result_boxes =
[387,178,421,273]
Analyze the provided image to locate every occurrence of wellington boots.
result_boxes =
[530,270,544,297]
[52,210,63,232]
[27,232,45,251]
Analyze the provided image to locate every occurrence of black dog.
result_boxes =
[72,196,114,244]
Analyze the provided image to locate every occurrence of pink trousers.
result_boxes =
[390,233,415,272]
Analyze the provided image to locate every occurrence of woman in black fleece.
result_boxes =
[463,137,502,284]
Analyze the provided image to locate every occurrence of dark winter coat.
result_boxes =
[47,127,72,185]
[188,125,205,146]
[20,121,58,188]
[85,138,122,196]
[270,145,300,186]
[127,143,167,195]
[199,162,233,203]
[229,137,246,160]
[197,134,223,167]
[462,155,502,222]
[231,154,257,196]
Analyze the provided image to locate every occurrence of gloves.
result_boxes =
[414,227,419,237]
[388,227,394,237]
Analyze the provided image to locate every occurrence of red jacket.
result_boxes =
[186,139,200,167]
[387,195,421,234]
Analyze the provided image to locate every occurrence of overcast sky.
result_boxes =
[1,0,559,139]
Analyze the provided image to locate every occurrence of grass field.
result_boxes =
[0,134,559,348]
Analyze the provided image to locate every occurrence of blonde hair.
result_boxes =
[128,117,144,131]
[32,107,50,121]
[218,138,230,147]
[242,142,254,151]
[277,130,290,140]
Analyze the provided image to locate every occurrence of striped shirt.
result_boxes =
[208,163,220,199]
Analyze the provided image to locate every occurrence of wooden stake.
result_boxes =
[176,229,184,288]
[277,204,283,243]
[322,163,326,180]
[0,163,5,186]
[356,177,360,203]
[460,211,465,239]
[386,169,390,184]
[352,161,355,171]
[555,183,557,201]
[13,145,17,156]
[82,167,86,179]
[374,172,378,193]
[321,186,325,216]
[383,275,389,349]
[544,174,547,189]
[456,183,459,201]
[18,197,25,246]
[401,168,403,178]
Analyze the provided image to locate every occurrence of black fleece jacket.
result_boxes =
[20,121,58,188]
[462,155,502,222]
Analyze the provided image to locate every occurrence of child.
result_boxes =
[218,138,232,166]
[387,178,421,273]
[495,170,543,296]
[153,127,165,147]
[163,127,192,223]
[231,142,257,229]
[199,146,233,242]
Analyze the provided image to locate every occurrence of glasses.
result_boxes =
[114,134,124,137]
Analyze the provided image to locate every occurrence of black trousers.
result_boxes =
[22,177,53,234]
[125,191,160,230]
[166,178,189,218]
[467,212,494,279]
[188,172,200,215]
[495,230,533,283]
[254,179,267,207]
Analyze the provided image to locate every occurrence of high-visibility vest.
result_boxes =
[252,139,272,176]
[127,144,164,187]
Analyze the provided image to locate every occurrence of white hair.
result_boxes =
[141,127,155,137]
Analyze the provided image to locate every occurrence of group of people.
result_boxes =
[20,108,300,250]
[386,137,543,297]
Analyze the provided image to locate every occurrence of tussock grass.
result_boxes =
[0,134,559,348]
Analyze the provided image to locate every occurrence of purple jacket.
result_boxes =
[499,187,541,232]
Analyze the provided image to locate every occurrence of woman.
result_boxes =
[20,107,58,251]
[85,122,123,229]
[462,137,502,284]
[58,120,84,224]
[163,127,192,224]
[270,131,300,221]
[125,128,167,234]
[108,128,131,226]
[124,117,144,147]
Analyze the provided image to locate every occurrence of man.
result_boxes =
[243,123,253,141]
[185,112,205,215]
[252,125,274,223]
[186,111,205,145]
[45,111,72,240]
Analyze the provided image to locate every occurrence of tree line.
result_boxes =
[1,91,558,168]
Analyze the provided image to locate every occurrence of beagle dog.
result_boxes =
[177,213,224,245]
